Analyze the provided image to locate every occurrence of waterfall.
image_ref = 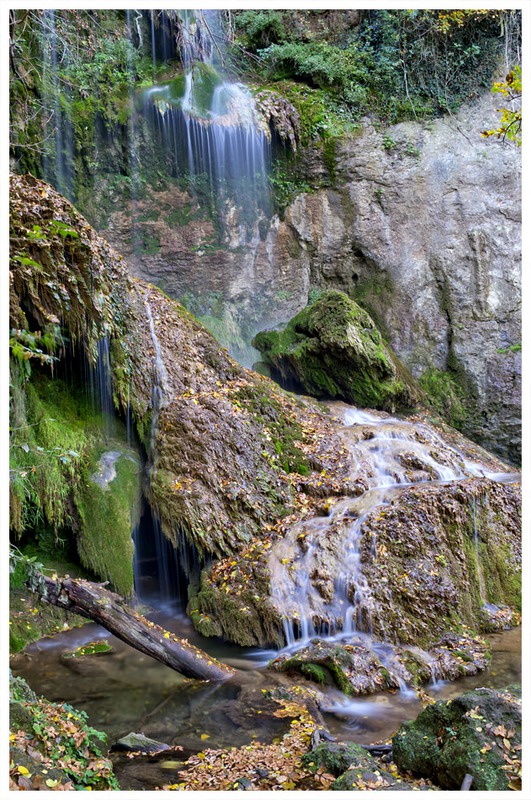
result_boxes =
[41,10,74,200]
[143,10,271,227]
[270,407,507,650]
[144,298,168,458]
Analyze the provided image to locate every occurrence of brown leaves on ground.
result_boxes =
[158,692,325,791]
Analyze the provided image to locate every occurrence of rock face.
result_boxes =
[99,93,520,463]
[392,687,522,790]
[279,94,521,464]
[252,290,422,411]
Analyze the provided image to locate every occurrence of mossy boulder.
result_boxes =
[392,687,522,790]
[252,290,422,411]
[301,742,401,790]
[270,633,490,695]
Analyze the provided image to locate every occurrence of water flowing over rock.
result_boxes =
[195,403,520,654]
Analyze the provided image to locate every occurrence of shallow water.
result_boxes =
[11,606,520,783]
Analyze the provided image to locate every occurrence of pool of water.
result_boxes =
[11,601,520,789]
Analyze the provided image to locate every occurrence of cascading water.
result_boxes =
[41,10,74,200]
[143,10,271,227]
[144,298,168,458]
[270,405,518,655]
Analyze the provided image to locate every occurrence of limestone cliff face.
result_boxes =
[278,94,521,464]
[100,92,520,463]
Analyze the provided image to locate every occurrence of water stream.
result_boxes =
[269,405,518,652]
[10,613,520,790]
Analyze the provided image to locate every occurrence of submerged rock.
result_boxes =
[392,687,522,790]
[252,290,421,411]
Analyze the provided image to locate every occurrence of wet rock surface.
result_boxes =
[270,633,490,696]
[392,687,522,790]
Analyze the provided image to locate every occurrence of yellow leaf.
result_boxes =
[503,738,511,750]
[17,766,30,775]
[46,779,58,788]
[200,733,210,740]
[163,632,170,639]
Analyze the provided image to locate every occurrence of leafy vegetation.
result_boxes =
[230,9,519,135]
[10,674,119,790]
[482,65,522,146]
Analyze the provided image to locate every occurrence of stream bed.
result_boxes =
[11,609,520,790]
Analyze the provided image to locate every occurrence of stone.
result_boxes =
[252,290,422,411]
[111,733,171,755]
[392,687,522,791]
[301,742,401,790]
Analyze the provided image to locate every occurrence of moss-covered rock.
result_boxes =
[252,290,422,411]
[270,632,490,695]
[392,687,522,790]
[9,174,351,581]
[301,742,401,791]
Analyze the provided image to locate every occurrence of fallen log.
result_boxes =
[29,574,236,682]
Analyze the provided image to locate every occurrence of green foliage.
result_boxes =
[9,326,61,379]
[482,65,522,146]
[10,675,119,790]
[235,10,290,50]
[234,9,516,128]
[9,361,140,596]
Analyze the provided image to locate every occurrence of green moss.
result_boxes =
[301,742,371,777]
[253,290,420,411]
[419,367,467,429]
[230,382,311,476]
[76,455,141,597]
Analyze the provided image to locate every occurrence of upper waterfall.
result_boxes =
[142,10,271,225]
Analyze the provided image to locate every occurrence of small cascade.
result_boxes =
[144,299,168,458]
[270,405,510,652]
[143,10,271,227]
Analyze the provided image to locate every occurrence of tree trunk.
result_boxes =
[30,575,236,682]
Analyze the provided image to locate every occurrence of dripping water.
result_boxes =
[85,336,116,439]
